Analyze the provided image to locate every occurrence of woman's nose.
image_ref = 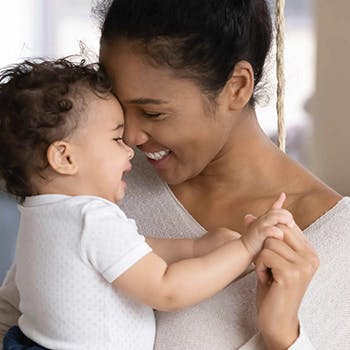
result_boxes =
[123,116,149,147]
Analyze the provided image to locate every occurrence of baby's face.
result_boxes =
[69,93,134,203]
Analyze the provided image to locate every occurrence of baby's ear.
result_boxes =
[47,141,78,175]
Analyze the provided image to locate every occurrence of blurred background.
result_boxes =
[0,0,349,282]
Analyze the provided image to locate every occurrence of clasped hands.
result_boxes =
[194,193,320,350]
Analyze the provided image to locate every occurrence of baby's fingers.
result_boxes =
[242,225,284,258]
[260,225,284,240]
[271,192,286,210]
[260,209,294,228]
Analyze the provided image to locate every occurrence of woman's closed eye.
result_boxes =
[143,112,165,119]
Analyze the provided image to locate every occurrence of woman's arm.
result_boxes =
[239,323,315,350]
[0,265,21,343]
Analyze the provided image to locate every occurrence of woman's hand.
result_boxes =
[244,194,320,349]
[252,204,320,349]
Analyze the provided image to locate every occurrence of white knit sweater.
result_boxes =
[1,151,349,349]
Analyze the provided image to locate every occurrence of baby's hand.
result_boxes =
[194,228,241,257]
[242,193,294,257]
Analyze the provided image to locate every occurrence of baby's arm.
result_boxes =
[145,238,194,264]
[146,228,241,264]
[114,200,293,311]
[114,237,252,311]
[146,193,289,264]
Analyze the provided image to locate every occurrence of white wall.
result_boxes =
[311,1,350,195]
[0,0,99,66]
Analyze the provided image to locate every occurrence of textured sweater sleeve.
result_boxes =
[239,322,315,349]
[288,322,314,349]
[0,264,20,343]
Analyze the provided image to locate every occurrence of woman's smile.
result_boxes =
[144,149,171,161]
[144,149,172,169]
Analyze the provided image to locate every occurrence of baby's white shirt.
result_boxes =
[15,194,154,350]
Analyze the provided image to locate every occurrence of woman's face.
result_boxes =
[100,41,236,185]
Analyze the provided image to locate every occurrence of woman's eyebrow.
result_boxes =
[126,98,169,105]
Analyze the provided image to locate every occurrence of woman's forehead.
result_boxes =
[101,49,198,102]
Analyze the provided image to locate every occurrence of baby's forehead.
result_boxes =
[76,90,124,130]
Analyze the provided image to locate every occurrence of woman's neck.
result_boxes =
[170,109,341,231]
[184,109,290,199]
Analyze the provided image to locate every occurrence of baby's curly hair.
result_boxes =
[0,58,112,203]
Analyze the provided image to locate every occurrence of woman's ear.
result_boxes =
[224,60,255,111]
[47,141,78,175]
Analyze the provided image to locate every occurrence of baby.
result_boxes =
[0,59,294,350]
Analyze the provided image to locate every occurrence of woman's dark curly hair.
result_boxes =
[0,58,111,203]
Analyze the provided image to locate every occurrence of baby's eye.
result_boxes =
[113,137,123,143]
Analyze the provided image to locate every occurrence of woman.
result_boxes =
[0,0,349,349]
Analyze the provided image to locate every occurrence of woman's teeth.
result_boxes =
[145,150,170,160]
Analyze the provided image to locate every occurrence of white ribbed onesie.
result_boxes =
[15,195,154,350]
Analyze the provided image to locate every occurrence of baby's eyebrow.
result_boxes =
[113,124,124,130]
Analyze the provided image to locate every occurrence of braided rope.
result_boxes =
[275,0,286,152]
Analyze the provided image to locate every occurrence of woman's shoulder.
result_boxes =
[299,194,350,348]
[293,187,347,231]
